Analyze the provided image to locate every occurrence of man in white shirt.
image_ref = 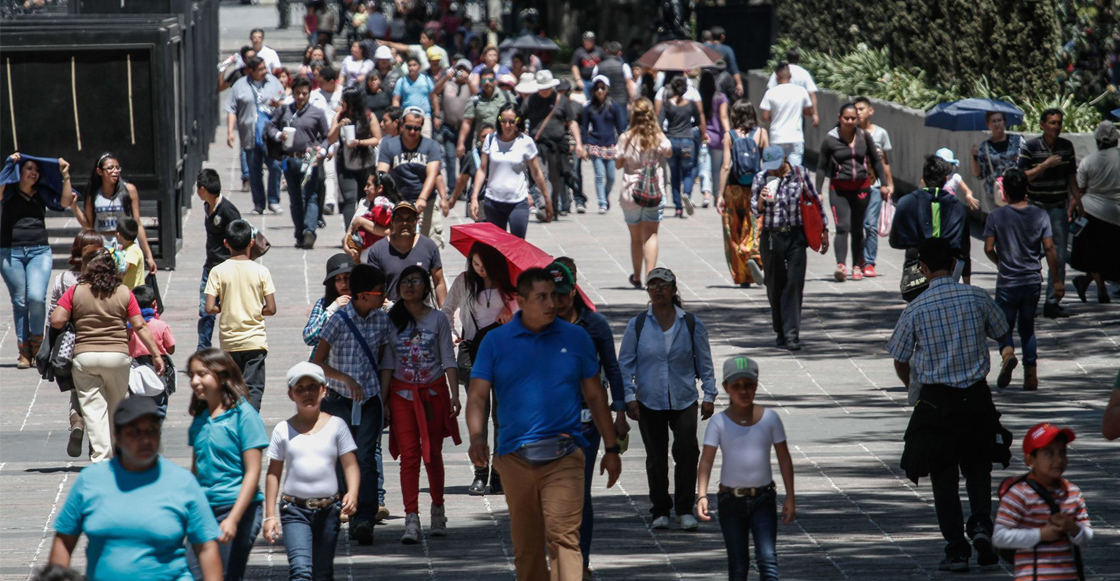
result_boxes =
[759,63,814,166]
[248,28,282,72]
[311,66,344,218]
[766,48,819,128]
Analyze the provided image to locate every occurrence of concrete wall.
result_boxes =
[746,71,1098,215]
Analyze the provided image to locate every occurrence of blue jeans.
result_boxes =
[249,145,283,210]
[197,267,215,351]
[1032,200,1068,305]
[996,284,1041,366]
[718,489,779,581]
[1,245,52,343]
[668,137,698,210]
[864,185,882,266]
[775,142,804,167]
[579,420,602,568]
[280,499,341,581]
[483,198,530,239]
[186,501,263,580]
[320,390,385,522]
[439,125,458,186]
[239,148,250,180]
[285,161,321,243]
[591,156,616,209]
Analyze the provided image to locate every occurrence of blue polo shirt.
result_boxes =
[188,399,269,508]
[471,313,599,455]
[54,457,220,581]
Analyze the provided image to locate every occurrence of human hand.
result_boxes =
[468,437,490,467]
[1041,155,1061,170]
[344,377,365,402]
[626,401,640,422]
[700,401,715,420]
[1039,522,1064,542]
[146,257,158,276]
[416,196,428,216]
[880,185,893,199]
[576,145,586,160]
[1050,513,1080,536]
[614,413,630,438]
[341,491,358,516]
[344,244,359,261]
[8,152,20,163]
[971,143,979,158]
[781,496,796,524]
[496,303,513,324]
[441,197,450,217]
[544,204,554,221]
[966,195,980,211]
[470,198,481,221]
[218,516,238,543]
[152,355,166,377]
[263,518,281,543]
[696,496,712,521]
[59,158,70,175]
[332,295,352,310]
[227,132,236,148]
[820,231,830,254]
[716,195,726,215]
[812,114,820,128]
[450,395,462,417]
[599,451,621,488]
[456,144,466,158]
[434,117,442,130]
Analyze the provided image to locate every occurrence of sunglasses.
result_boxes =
[481,77,495,84]
[594,85,607,91]
[404,124,423,132]
[499,118,518,125]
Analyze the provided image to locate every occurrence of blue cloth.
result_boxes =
[197,267,215,351]
[704,42,740,76]
[618,306,718,411]
[668,137,698,210]
[185,502,262,580]
[188,399,269,508]
[53,457,220,581]
[392,73,435,114]
[886,277,1010,388]
[718,489,779,580]
[575,307,626,411]
[579,101,627,147]
[591,157,616,210]
[280,499,341,581]
[1034,201,1068,306]
[982,204,1053,288]
[864,185,882,265]
[0,155,65,210]
[471,313,599,456]
[1,244,52,343]
[888,187,967,251]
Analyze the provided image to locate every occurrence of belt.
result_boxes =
[719,482,776,498]
[281,493,339,509]
[765,226,796,233]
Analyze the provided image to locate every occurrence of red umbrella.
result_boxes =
[449,223,596,311]
[635,40,723,71]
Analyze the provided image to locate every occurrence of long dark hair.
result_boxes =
[590,80,612,114]
[86,152,121,196]
[699,70,717,120]
[494,103,521,139]
[389,265,433,332]
[669,75,688,103]
[730,99,759,133]
[80,247,122,298]
[341,87,374,165]
[465,243,515,302]
[186,348,250,417]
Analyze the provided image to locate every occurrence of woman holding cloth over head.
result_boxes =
[618,267,717,532]
[440,243,517,495]
[617,98,672,288]
[470,103,552,238]
[817,103,891,281]
[1,152,75,368]
[718,100,769,287]
[380,266,462,544]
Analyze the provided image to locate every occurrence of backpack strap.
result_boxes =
[338,310,380,377]
[1021,478,1086,581]
[634,310,699,380]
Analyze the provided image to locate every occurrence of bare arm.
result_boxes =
[59,159,74,208]
[894,360,911,388]
[762,109,771,125]
[984,236,998,265]
[49,534,80,568]
[419,161,440,205]
[1042,237,1064,301]
[339,452,360,516]
[808,92,819,127]
[1103,387,1120,441]
[50,305,71,329]
[192,541,224,581]
[227,112,238,148]
[128,184,157,274]
[457,118,473,157]
[263,459,283,543]
[470,151,489,218]
[431,267,447,307]
[392,94,401,107]
[262,293,277,317]
[466,377,493,467]
[312,340,365,401]
[129,314,165,375]
[775,441,796,523]
[205,292,220,315]
[581,375,621,488]
[695,444,718,520]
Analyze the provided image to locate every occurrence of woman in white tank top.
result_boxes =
[83,153,156,275]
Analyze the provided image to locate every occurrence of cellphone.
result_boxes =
[1070,216,1089,237]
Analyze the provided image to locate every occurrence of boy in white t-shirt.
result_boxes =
[759,63,813,167]
[697,356,795,581]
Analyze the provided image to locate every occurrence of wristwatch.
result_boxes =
[604,444,621,454]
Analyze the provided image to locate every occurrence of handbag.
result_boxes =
[145,272,165,315]
[249,226,271,260]
[129,360,166,397]
[50,322,77,377]
[795,168,823,251]
[878,197,895,237]
[900,248,930,302]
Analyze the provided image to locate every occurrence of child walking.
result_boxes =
[128,285,177,416]
[696,356,796,581]
[994,423,1092,581]
[265,362,360,581]
[204,219,277,410]
[115,217,145,289]
[379,265,461,544]
[185,348,268,581]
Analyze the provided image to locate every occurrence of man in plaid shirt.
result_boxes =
[312,263,393,545]
[889,238,1015,573]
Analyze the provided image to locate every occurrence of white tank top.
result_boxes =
[93,181,129,234]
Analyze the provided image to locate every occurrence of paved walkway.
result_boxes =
[2,5,1118,580]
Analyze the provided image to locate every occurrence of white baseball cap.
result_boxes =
[374,45,393,60]
[287,362,326,387]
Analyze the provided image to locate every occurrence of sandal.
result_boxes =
[628,274,643,289]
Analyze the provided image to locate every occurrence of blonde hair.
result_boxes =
[625,98,664,152]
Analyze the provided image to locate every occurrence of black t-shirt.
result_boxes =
[204,198,242,269]
[364,89,393,122]
[1,190,48,248]
[364,235,443,301]
[571,46,605,80]
[521,93,574,144]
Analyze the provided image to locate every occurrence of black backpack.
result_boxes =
[996,474,1085,581]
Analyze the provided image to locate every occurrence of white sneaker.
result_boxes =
[678,514,700,531]
[401,513,421,544]
[430,504,447,537]
[651,516,671,529]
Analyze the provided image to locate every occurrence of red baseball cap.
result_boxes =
[1022,423,1076,456]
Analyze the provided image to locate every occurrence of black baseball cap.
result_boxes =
[547,261,575,294]
[114,396,161,427]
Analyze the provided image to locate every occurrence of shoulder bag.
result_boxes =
[794,167,823,251]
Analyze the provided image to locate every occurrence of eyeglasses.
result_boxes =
[400,277,426,287]
[499,118,518,125]
[102,165,122,172]
[404,124,423,132]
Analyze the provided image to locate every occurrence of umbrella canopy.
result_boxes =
[449,223,596,311]
[924,99,1025,131]
[635,40,723,71]
[498,34,560,52]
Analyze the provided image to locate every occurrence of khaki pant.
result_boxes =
[72,351,131,463]
[419,194,444,248]
[494,450,585,581]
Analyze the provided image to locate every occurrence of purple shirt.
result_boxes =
[705,92,728,147]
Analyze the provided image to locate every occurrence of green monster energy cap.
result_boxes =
[722,355,759,383]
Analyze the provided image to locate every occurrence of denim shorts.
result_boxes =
[622,203,664,225]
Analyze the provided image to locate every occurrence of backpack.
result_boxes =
[996,474,1085,581]
[728,128,761,185]
[634,311,699,379]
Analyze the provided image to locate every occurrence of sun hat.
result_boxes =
[323,253,355,285]
[533,69,560,90]
[514,72,537,93]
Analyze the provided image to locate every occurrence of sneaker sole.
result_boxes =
[67,426,84,458]
[401,535,420,545]
[997,356,1018,389]
[683,196,695,215]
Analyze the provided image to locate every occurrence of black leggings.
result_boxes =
[337,165,370,229]
[830,187,871,268]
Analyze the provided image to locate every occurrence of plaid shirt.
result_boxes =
[887,277,1009,388]
[318,303,393,400]
[751,165,829,230]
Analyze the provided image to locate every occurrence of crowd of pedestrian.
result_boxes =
[8,3,1120,581]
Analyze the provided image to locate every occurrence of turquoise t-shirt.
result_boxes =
[392,73,435,114]
[188,399,269,508]
[54,457,220,581]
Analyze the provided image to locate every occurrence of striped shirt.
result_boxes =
[886,276,1009,388]
[995,479,1091,581]
[1018,136,1077,205]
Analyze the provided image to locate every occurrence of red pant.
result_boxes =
[390,391,447,513]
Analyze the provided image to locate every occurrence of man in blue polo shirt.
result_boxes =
[467,267,622,581]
